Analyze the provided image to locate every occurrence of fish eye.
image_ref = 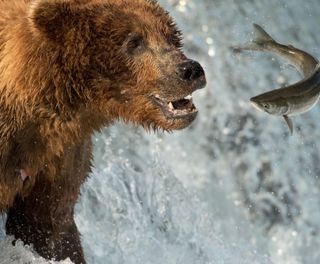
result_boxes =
[263,103,270,109]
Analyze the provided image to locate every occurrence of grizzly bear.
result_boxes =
[0,0,206,263]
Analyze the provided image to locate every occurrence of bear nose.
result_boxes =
[177,60,206,88]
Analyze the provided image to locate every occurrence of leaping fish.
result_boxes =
[233,23,320,134]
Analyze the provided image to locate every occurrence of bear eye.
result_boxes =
[126,35,146,55]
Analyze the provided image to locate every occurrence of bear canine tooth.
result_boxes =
[168,102,174,109]
[20,169,28,181]
[184,95,192,100]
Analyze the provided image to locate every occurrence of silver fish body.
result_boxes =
[250,65,320,116]
[234,24,320,134]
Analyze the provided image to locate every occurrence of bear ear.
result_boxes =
[29,0,77,40]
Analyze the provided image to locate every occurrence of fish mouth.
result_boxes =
[250,98,264,113]
[151,93,198,119]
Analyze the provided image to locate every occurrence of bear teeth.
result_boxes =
[151,94,197,117]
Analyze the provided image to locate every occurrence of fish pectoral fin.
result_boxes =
[283,115,293,135]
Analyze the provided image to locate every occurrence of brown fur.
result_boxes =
[0,0,205,263]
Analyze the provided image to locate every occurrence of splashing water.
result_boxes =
[1,0,320,263]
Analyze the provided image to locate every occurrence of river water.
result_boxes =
[1,0,320,263]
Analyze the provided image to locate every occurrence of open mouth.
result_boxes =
[151,94,198,119]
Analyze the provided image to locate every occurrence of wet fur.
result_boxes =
[0,0,199,263]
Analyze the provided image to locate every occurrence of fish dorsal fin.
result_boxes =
[283,115,293,135]
[252,23,275,44]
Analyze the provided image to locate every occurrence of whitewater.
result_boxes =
[1,0,320,263]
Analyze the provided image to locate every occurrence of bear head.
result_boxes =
[29,0,206,132]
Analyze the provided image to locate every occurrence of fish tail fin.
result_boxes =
[232,24,276,53]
